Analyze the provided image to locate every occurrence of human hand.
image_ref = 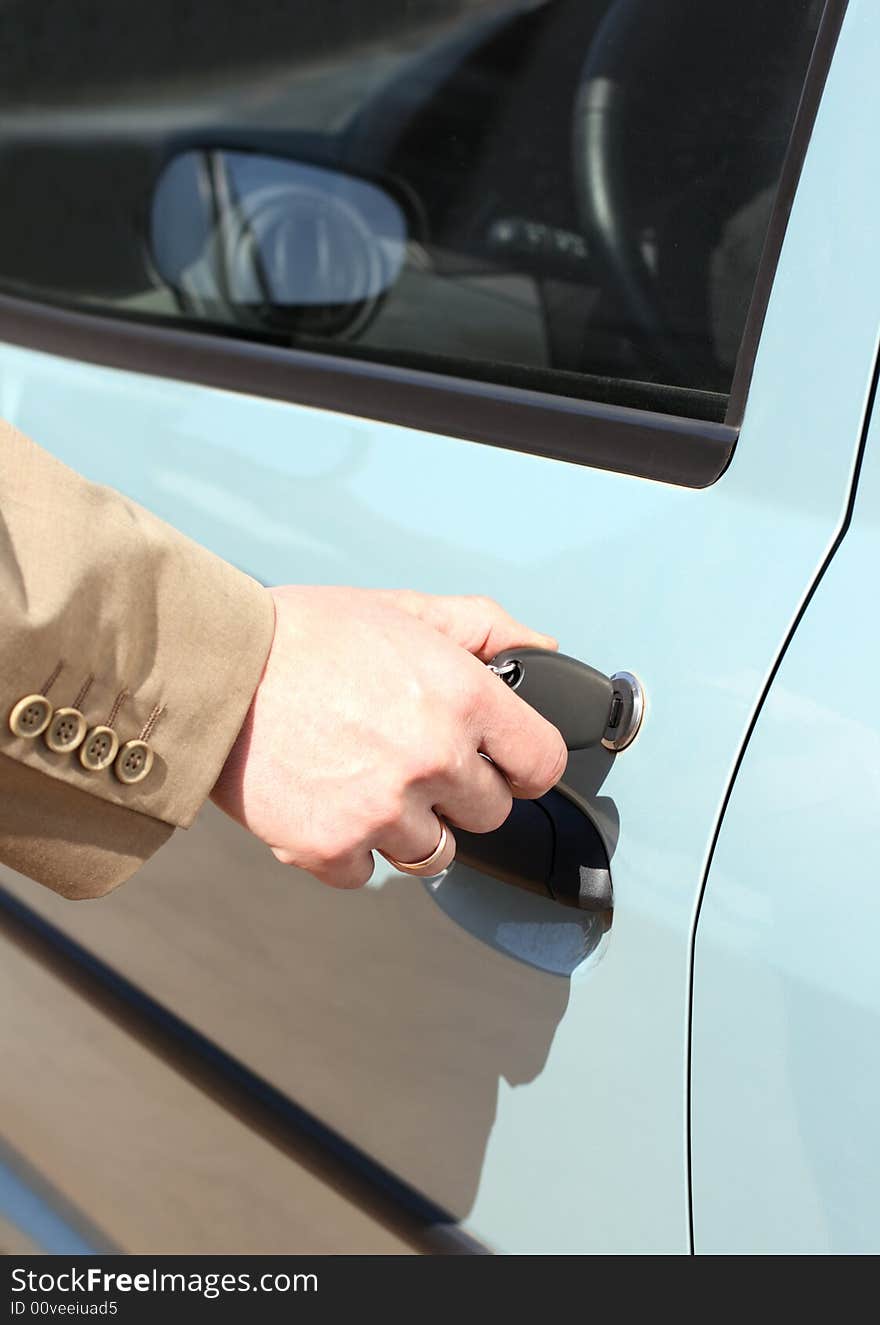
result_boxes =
[211,587,568,887]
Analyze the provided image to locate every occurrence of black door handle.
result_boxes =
[454,784,614,911]
[452,649,645,911]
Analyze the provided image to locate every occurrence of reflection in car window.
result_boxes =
[0,0,824,423]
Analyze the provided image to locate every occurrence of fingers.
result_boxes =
[382,590,558,662]
[474,666,568,798]
[286,756,511,887]
[384,590,566,797]
[434,751,513,833]
[260,587,565,894]
[376,809,457,877]
[274,842,377,891]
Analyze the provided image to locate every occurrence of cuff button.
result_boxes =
[114,739,154,785]
[80,725,120,772]
[44,707,88,753]
[9,694,53,739]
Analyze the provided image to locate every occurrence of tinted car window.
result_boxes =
[0,0,824,422]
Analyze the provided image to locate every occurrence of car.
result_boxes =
[0,0,876,1255]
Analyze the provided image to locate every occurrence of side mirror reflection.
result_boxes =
[151,149,408,334]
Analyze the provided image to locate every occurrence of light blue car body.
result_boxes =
[0,0,877,1254]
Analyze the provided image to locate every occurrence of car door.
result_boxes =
[0,0,871,1253]
[690,381,880,1254]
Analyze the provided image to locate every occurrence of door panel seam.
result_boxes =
[684,335,880,1253]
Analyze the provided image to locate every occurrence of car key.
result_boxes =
[487,647,644,752]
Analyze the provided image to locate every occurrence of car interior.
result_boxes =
[0,0,822,421]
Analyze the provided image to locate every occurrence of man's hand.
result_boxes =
[211,587,568,887]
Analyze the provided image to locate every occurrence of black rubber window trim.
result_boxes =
[0,0,845,489]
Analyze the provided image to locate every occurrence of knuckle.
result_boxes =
[305,839,373,890]
[398,749,434,788]
[407,736,465,786]
[301,832,354,875]
[439,741,468,783]
[538,737,568,791]
[273,825,376,890]
[326,859,374,891]
[464,796,512,834]
[370,790,407,837]
[487,795,514,831]
[469,593,502,615]
[454,671,486,724]
[515,734,567,797]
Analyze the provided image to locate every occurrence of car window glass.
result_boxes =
[0,0,825,423]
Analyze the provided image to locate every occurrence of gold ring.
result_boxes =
[380,821,449,876]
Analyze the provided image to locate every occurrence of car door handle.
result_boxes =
[452,649,645,911]
[454,782,615,910]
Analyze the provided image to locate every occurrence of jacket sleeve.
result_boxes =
[0,419,276,899]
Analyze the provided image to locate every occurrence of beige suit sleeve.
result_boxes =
[0,419,276,898]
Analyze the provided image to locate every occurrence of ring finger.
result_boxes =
[377,807,457,877]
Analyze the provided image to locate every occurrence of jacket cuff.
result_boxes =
[1,423,277,846]
[1,555,275,832]
[0,751,174,898]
